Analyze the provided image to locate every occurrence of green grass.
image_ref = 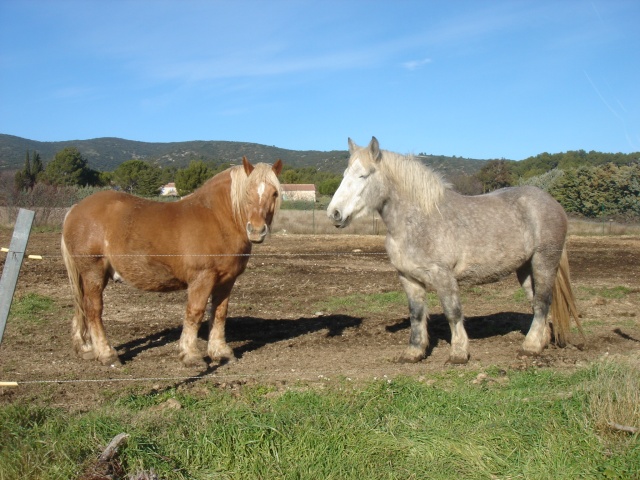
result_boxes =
[1,360,638,479]
[314,291,439,316]
[513,288,528,304]
[30,225,62,233]
[315,291,407,314]
[578,285,634,301]
[8,293,56,324]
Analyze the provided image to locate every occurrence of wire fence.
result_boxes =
[0,215,391,387]
[0,205,387,235]
[4,205,640,236]
[2,205,640,388]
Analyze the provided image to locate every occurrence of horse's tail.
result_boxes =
[61,221,88,354]
[550,246,585,347]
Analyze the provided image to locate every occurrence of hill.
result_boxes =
[0,134,487,176]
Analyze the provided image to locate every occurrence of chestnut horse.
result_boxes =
[61,157,283,367]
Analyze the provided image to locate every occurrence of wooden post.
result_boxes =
[0,209,35,345]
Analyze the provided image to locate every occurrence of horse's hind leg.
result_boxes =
[69,271,93,359]
[519,258,554,356]
[516,263,534,305]
[82,272,120,365]
[72,310,95,360]
[397,275,429,363]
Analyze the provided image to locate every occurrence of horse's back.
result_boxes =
[62,188,248,291]
[63,190,151,253]
[483,186,567,243]
[421,186,568,284]
[450,186,567,238]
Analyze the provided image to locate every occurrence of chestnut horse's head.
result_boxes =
[232,157,283,243]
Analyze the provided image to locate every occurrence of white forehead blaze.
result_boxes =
[257,182,266,202]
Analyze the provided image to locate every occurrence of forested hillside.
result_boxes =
[0,134,487,175]
[514,150,639,178]
[0,134,350,173]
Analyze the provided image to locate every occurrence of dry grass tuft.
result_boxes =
[583,354,640,436]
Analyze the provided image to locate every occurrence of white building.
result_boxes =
[281,184,316,202]
[161,182,178,196]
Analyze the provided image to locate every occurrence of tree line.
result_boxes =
[7,147,640,219]
[467,150,639,219]
[11,147,342,198]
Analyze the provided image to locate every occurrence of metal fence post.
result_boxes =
[0,209,35,345]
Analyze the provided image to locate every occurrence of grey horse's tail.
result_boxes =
[61,224,88,355]
[550,246,585,347]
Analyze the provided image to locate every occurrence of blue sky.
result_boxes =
[1,0,638,160]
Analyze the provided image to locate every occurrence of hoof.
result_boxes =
[74,343,96,360]
[209,345,235,363]
[517,348,541,358]
[181,354,207,368]
[397,347,425,363]
[77,349,96,360]
[98,353,121,366]
[212,355,237,366]
[446,353,470,365]
[397,354,423,364]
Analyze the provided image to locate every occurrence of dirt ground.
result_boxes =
[1,231,639,408]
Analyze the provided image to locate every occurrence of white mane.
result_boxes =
[355,147,448,215]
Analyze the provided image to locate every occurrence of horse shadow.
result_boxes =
[385,311,531,357]
[115,314,362,365]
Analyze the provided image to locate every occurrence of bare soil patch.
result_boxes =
[1,231,639,408]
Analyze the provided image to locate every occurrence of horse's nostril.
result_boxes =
[247,223,268,238]
[331,210,341,222]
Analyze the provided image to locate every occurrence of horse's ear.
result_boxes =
[369,136,381,162]
[242,156,254,175]
[348,137,357,154]
[272,159,283,176]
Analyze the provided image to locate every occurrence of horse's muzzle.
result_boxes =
[247,223,269,243]
[328,209,347,228]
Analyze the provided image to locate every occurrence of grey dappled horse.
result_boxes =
[328,137,583,364]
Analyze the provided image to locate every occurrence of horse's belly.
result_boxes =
[454,254,527,285]
[112,262,187,292]
[456,265,513,285]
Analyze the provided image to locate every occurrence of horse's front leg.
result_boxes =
[397,274,429,363]
[436,275,469,364]
[207,282,236,364]
[179,278,214,367]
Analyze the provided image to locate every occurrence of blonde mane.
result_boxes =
[229,163,282,221]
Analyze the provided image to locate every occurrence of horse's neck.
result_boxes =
[185,171,240,221]
[379,188,452,238]
[378,192,409,237]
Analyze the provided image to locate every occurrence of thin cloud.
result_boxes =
[584,70,638,150]
[141,47,380,83]
[402,58,432,71]
[51,86,95,100]
[584,71,623,122]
